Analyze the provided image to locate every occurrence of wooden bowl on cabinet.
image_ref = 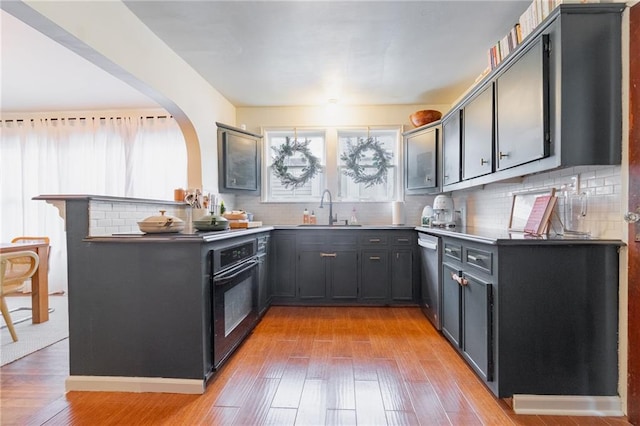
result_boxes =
[410,110,442,127]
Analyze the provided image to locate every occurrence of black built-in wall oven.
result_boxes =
[210,236,260,369]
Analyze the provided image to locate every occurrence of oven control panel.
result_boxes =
[219,241,255,269]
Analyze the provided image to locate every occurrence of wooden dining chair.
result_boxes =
[1,251,40,342]
[9,236,49,284]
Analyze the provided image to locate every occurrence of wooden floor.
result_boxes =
[0,306,632,425]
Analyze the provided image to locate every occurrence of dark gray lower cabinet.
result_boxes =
[297,246,358,300]
[461,271,493,382]
[270,229,417,305]
[330,249,359,299]
[390,250,413,301]
[361,250,389,301]
[439,235,620,398]
[441,262,462,348]
[257,235,270,316]
[296,233,358,302]
[270,231,296,299]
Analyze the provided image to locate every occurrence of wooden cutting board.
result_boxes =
[229,221,263,229]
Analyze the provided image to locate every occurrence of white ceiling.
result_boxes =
[1,1,530,113]
[0,9,160,113]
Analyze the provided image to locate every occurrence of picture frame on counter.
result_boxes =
[508,187,556,233]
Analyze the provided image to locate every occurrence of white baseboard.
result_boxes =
[512,394,624,416]
[65,375,205,394]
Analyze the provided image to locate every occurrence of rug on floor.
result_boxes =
[1,295,68,366]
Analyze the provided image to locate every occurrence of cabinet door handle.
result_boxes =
[397,238,409,242]
[369,238,381,243]
[369,256,381,261]
[451,273,469,286]
[480,158,489,165]
[320,253,337,258]
[499,151,510,159]
[426,177,432,182]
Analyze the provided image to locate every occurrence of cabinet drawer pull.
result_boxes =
[369,256,381,260]
[480,158,489,165]
[369,238,381,243]
[320,253,337,258]
[397,238,409,242]
[468,254,488,263]
[499,151,510,159]
[445,247,459,255]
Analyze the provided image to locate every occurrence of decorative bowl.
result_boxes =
[138,210,185,233]
[409,110,442,127]
[193,214,230,231]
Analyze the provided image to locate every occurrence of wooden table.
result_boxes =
[0,241,50,323]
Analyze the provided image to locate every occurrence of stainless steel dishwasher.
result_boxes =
[418,232,441,329]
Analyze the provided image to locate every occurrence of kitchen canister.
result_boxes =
[392,201,405,225]
[421,205,434,227]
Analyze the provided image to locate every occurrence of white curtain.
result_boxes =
[0,115,187,293]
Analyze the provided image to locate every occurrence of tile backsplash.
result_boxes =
[88,164,622,240]
[456,165,623,239]
[89,200,188,236]
[236,165,623,239]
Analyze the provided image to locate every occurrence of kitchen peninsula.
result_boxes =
[35,194,273,394]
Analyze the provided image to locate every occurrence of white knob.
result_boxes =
[624,212,640,223]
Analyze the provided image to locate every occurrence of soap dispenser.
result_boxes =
[303,208,310,224]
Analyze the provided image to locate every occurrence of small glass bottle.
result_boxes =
[303,208,310,224]
[349,208,358,225]
[310,210,317,224]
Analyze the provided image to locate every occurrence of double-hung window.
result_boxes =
[264,126,401,202]
[264,129,326,202]
[337,128,400,202]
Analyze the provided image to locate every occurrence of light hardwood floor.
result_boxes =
[0,306,632,425]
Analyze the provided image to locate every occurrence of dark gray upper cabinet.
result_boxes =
[404,123,440,195]
[216,122,262,195]
[442,4,623,192]
[496,36,550,171]
[462,85,494,180]
[442,110,462,185]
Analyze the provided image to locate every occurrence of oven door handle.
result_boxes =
[213,258,258,285]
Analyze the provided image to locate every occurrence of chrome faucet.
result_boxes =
[319,189,337,226]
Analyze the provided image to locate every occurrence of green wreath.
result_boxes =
[340,137,391,188]
[271,137,322,189]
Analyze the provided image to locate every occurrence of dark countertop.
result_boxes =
[415,226,624,246]
[86,226,274,243]
[274,225,416,230]
[34,193,186,205]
